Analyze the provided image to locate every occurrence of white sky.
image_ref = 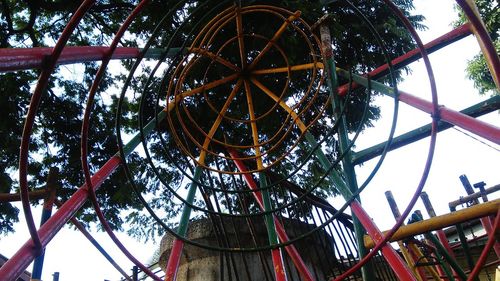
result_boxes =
[1,0,499,280]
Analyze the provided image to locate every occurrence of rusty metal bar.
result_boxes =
[450,183,500,208]
[0,190,48,203]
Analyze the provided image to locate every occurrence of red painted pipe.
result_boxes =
[165,239,184,281]
[349,202,417,281]
[231,152,414,281]
[398,92,500,145]
[335,21,499,144]
[271,249,288,281]
[0,155,121,281]
[232,170,288,281]
[436,230,460,280]
[436,231,456,259]
[0,46,141,72]
[479,217,500,258]
[338,24,472,96]
[335,22,500,145]
[467,209,500,280]
[228,149,315,281]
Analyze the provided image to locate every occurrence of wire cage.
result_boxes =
[0,0,498,281]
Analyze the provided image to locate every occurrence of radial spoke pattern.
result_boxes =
[166,5,326,174]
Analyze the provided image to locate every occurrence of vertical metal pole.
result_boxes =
[420,192,460,281]
[414,192,456,280]
[31,168,59,280]
[165,166,202,281]
[384,191,424,281]
[228,149,315,281]
[387,191,442,280]
[457,175,483,271]
[412,211,468,281]
[461,177,500,258]
[132,266,139,281]
[319,22,376,281]
[259,174,288,281]
[420,192,456,256]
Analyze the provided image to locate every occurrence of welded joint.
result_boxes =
[430,104,445,122]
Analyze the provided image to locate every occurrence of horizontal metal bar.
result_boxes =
[0,47,181,72]
[0,190,48,203]
[364,199,499,249]
[449,184,500,208]
[352,95,500,164]
[338,24,472,96]
[337,69,500,146]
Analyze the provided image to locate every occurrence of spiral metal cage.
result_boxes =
[0,0,499,281]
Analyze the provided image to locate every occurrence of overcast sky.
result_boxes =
[1,0,499,280]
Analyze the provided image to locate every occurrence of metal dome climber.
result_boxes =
[0,0,498,281]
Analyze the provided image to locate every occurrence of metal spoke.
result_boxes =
[250,77,307,132]
[248,11,301,70]
[235,7,247,69]
[252,62,324,75]
[243,80,263,167]
[189,47,241,72]
[165,73,239,112]
[199,79,243,164]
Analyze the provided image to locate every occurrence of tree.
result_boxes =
[454,0,499,96]
[0,0,424,240]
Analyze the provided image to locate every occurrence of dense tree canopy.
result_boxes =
[0,0,424,240]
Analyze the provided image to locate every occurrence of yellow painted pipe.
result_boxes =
[364,199,499,249]
[398,241,423,281]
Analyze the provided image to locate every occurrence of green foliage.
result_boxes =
[466,40,500,96]
[454,0,499,96]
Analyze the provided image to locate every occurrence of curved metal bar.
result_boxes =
[333,0,440,278]
[18,0,96,257]
[466,208,500,280]
[6,2,495,280]
[455,0,500,90]
[79,0,162,279]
